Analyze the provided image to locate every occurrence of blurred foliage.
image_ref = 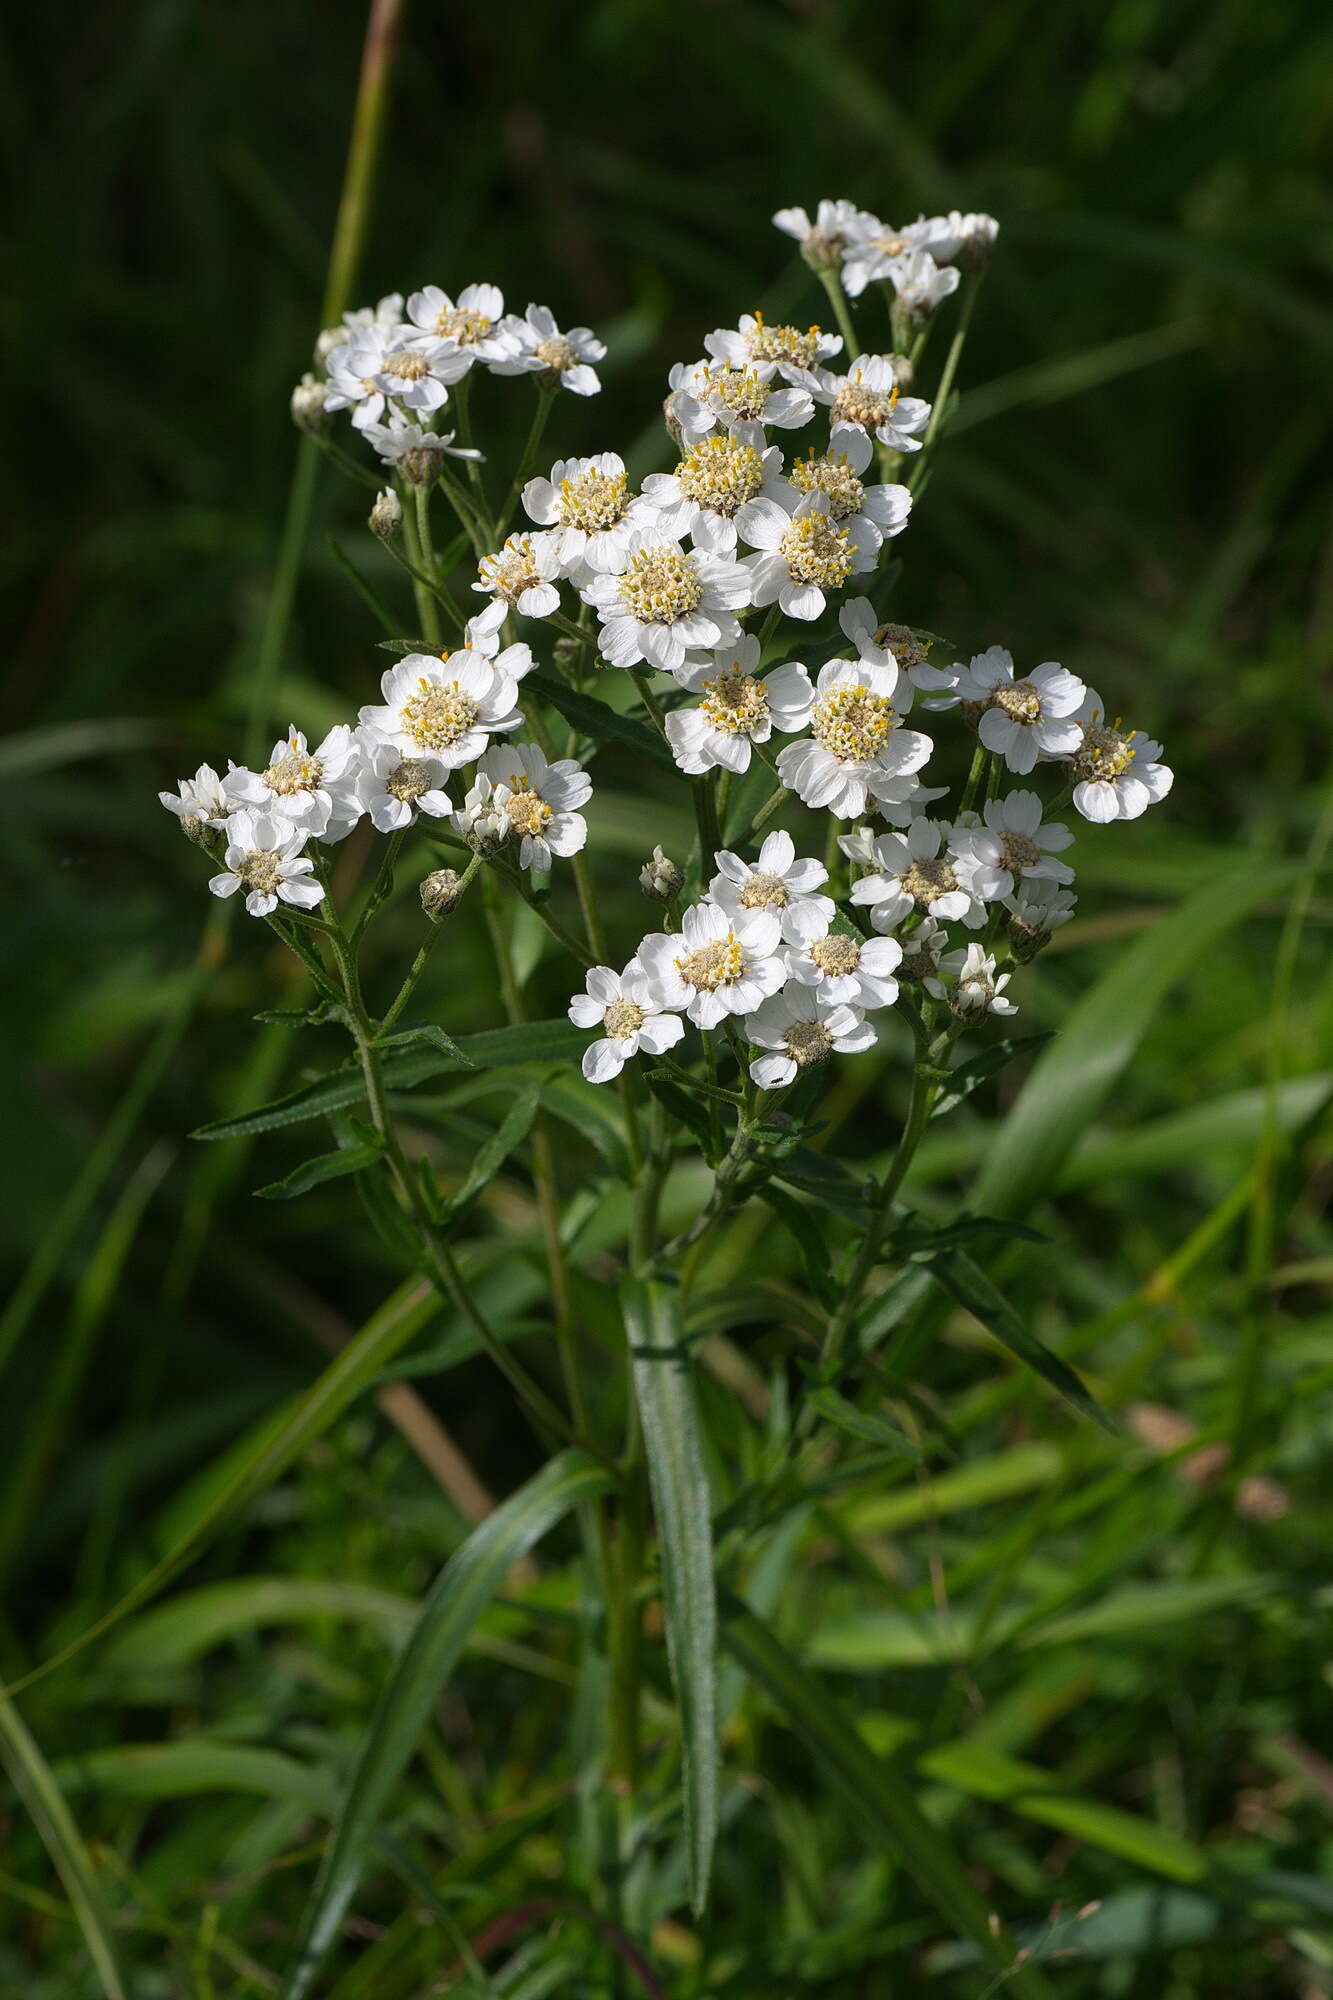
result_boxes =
[2,0,1332,1993]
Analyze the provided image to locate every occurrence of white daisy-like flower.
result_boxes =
[838,598,935,693]
[745,984,876,1090]
[451,621,537,679]
[636,902,786,1030]
[743,490,879,622]
[703,311,842,387]
[580,531,750,675]
[208,810,324,919]
[893,914,950,998]
[943,943,1017,1020]
[160,763,229,829]
[352,740,452,834]
[569,962,686,1084]
[839,209,939,297]
[521,454,652,576]
[812,354,931,453]
[782,426,912,547]
[950,792,1076,901]
[883,246,961,325]
[471,743,592,873]
[360,651,522,769]
[946,648,1086,773]
[641,428,790,556]
[471,534,563,637]
[667,359,814,446]
[708,830,834,947]
[849,819,986,931]
[324,326,459,430]
[775,657,936,820]
[1006,877,1077,943]
[222,724,360,840]
[317,293,405,366]
[450,771,508,852]
[785,921,902,1010]
[403,284,518,369]
[772,198,861,267]
[492,304,606,395]
[664,637,811,776]
[361,416,483,473]
[920,211,1000,269]
[1067,690,1173,823]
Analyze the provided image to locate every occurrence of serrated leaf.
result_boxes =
[622,1277,718,1916]
[804,1385,923,1460]
[925,1250,1113,1431]
[526,671,675,771]
[255,1140,383,1201]
[281,1451,611,2000]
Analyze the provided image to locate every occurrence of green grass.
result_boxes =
[3,0,1333,1993]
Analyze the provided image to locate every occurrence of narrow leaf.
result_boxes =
[373,1021,472,1065]
[526,671,675,771]
[282,1451,611,2000]
[804,1385,923,1461]
[930,1032,1054,1119]
[442,1076,543,1223]
[622,1276,718,1915]
[255,1140,383,1200]
[925,1251,1114,1432]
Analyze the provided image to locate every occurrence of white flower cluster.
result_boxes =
[167,220,1174,1112]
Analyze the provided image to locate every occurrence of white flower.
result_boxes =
[949,648,1087,773]
[324,325,458,430]
[772,198,861,267]
[472,742,592,873]
[838,597,935,691]
[667,359,814,446]
[569,962,685,1084]
[745,984,875,1089]
[636,901,786,1030]
[360,650,522,769]
[775,657,936,820]
[920,211,1000,268]
[222,724,360,839]
[839,208,940,297]
[894,914,950,998]
[849,819,985,930]
[641,428,790,556]
[160,763,229,828]
[581,531,750,675]
[471,534,563,637]
[522,454,651,576]
[317,293,405,365]
[450,771,508,852]
[883,246,961,322]
[352,739,452,834]
[1006,877,1077,940]
[943,943,1017,1020]
[403,284,518,369]
[743,490,879,622]
[207,810,323,919]
[703,311,842,386]
[783,426,912,545]
[458,622,536,678]
[708,830,834,946]
[664,637,811,775]
[950,792,1075,901]
[785,921,902,1010]
[1067,691,1173,823]
[811,353,931,453]
[492,304,606,395]
[361,416,483,471]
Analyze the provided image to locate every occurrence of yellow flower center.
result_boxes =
[535,334,576,373]
[619,547,704,625]
[704,365,772,422]
[481,537,544,604]
[435,306,492,344]
[385,758,435,803]
[1074,721,1138,781]
[238,850,283,894]
[993,680,1043,723]
[784,1019,834,1066]
[780,512,858,588]
[811,683,896,763]
[743,315,824,370]
[263,745,323,796]
[381,349,433,381]
[557,467,631,533]
[676,436,764,516]
[604,998,646,1039]
[676,932,744,991]
[809,934,861,975]
[739,871,789,909]
[400,677,481,753]
[699,667,769,736]
[833,378,900,429]
[788,450,865,520]
[901,857,957,904]
[502,780,553,837]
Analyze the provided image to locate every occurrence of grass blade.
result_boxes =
[282,1450,612,2000]
[622,1275,719,1915]
[925,1249,1114,1432]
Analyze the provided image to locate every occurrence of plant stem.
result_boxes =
[907,271,984,494]
[497,385,556,538]
[378,855,482,1030]
[818,271,861,360]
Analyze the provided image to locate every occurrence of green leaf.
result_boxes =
[804,1385,923,1461]
[930,1032,1054,1119]
[54,1741,337,1813]
[526,671,675,771]
[282,1450,611,2000]
[975,863,1297,1215]
[925,1250,1113,1432]
[0,1691,128,2000]
[102,1577,416,1672]
[254,1140,383,1200]
[844,1441,1063,1535]
[373,1021,473,1065]
[718,1597,1048,1997]
[622,1276,718,1916]
[760,1186,839,1310]
[541,1072,631,1179]
[441,1075,543,1224]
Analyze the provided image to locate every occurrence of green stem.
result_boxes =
[907,271,983,494]
[497,385,556,539]
[378,855,482,1031]
[818,270,861,361]
[411,486,444,647]
[319,0,404,327]
[957,742,987,817]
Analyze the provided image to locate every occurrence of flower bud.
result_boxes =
[639,845,682,903]
[661,395,684,451]
[290,372,329,436]
[369,487,402,540]
[800,229,846,276]
[420,867,464,919]
[397,443,443,488]
[314,325,346,369]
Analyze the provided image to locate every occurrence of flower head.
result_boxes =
[361,416,483,482]
[641,428,790,555]
[360,650,522,768]
[812,353,931,453]
[208,810,323,919]
[775,658,936,820]
[785,920,902,1010]
[471,534,563,636]
[708,829,834,946]
[160,763,229,832]
[352,738,452,834]
[403,283,519,369]
[1067,691,1173,822]
[743,490,880,623]
[703,311,842,386]
[664,636,811,775]
[951,791,1075,901]
[839,209,940,297]
[943,943,1017,1020]
[772,198,860,273]
[471,742,592,873]
[883,246,961,333]
[581,531,749,675]
[522,454,651,576]
[667,359,814,446]
[849,818,985,930]
[948,648,1087,773]
[492,305,606,395]
[569,962,685,1083]
[745,984,875,1089]
[636,901,786,1029]
[223,725,361,840]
